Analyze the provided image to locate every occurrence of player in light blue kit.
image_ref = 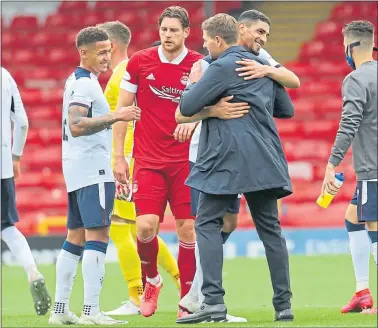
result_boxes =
[49,26,141,325]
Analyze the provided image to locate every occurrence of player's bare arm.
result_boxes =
[69,103,140,137]
[113,88,136,183]
[235,59,300,88]
[176,96,250,124]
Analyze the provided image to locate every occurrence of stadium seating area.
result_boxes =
[2,1,377,235]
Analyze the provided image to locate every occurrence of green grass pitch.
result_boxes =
[2,255,377,327]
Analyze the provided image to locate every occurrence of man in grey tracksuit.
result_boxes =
[321,21,378,309]
[177,14,294,323]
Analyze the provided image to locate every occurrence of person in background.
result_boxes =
[321,20,377,315]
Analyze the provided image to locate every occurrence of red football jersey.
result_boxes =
[121,46,203,162]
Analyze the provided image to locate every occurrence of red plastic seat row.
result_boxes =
[15,171,65,189]
[330,2,377,22]
[287,180,356,203]
[16,187,67,212]
[276,120,339,140]
[22,146,62,171]
[27,127,63,146]
[282,139,335,161]
[281,202,349,228]
[20,89,63,107]
[10,15,39,30]
[290,97,343,120]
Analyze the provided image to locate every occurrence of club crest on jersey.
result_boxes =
[180,73,189,86]
[132,181,138,193]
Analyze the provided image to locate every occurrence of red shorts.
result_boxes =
[132,158,194,222]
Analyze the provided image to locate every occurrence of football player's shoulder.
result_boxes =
[132,47,157,62]
[187,49,203,62]
[1,67,11,78]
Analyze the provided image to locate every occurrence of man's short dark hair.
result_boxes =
[238,9,271,27]
[343,20,374,48]
[202,13,238,45]
[159,6,190,29]
[76,26,109,48]
[97,21,131,47]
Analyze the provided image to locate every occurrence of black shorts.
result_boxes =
[189,161,241,216]
[1,178,19,231]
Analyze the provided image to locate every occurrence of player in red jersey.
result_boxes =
[113,6,203,318]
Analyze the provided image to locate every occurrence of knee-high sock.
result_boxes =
[1,226,39,282]
[137,234,159,281]
[53,240,83,314]
[157,236,180,290]
[178,240,196,298]
[82,241,107,316]
[345,220,370,291]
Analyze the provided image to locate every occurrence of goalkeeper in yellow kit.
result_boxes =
[98,21,180,316]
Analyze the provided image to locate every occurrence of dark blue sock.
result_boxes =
[221,231,232,244]
[85,240,108,254]
[63,240,84,256]
[345,219,365,232]
[368,231,378,244]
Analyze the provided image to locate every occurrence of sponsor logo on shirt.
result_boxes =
[149,85,183,103]
[146,73,156,80]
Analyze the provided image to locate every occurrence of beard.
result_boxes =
[161,41,183,53]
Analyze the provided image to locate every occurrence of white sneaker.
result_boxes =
[105,300,141,316]
[179,293,200,313]
[78,312,128,325]
[225,314,248,323]
[48,311,79,325]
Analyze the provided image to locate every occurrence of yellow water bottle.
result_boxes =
[316,172,344,208]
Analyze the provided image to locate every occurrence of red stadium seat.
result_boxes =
[20,89,42,106]
[114,11,139,28]
[291,98,316,120]
[315,20,343,40]
[2,49,13,67]
[301,120,339,140]
[11,15,38,30]
[283,139,332,161]
[82,11,107,26]
[283,202,349,227]
[45,13,83,29]
[276,120,301,139]
[330,3,362,22]
[299,40,326,61]
[58,1,88,13]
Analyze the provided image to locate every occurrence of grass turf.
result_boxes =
[2,255,377,327]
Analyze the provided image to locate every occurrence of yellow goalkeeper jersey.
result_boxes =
[104,59,134,160]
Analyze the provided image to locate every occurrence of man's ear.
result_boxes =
[111,41,117,53]
[239,23,245,36]
[79,48,87,58]
[184,27,190,39]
